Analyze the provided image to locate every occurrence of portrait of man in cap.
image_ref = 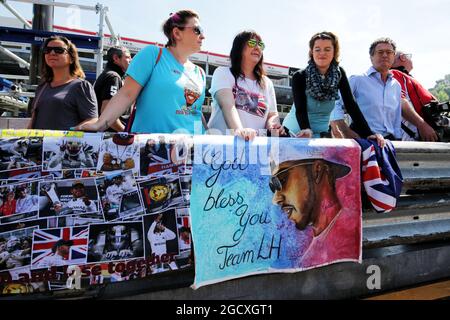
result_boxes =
[270,150,360,267]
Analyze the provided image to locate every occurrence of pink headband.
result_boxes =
[170,13,181,23]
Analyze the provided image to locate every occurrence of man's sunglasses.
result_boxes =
[43,46,68,54]
[182,25,204,36]
[269,162,314,193]
[247,39,265,51]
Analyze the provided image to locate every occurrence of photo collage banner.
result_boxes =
[0,130,193,295]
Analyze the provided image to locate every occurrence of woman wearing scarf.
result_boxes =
[283,32,383,144]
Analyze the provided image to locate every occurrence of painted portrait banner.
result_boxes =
[190,136,362,289]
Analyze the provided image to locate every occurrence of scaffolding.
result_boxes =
[0,0,120,79]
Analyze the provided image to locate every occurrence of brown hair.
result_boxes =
[40,35,85,83]
[162,9,200,47]
[308,31,340,63]
[230,30,266,88]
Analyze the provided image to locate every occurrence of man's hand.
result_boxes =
[53,202,63,213]
[417,122,438,142]
[330,120,360,139]
[118,249,133,258]
[368,133,386,148]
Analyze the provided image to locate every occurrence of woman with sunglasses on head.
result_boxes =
[77,9,207,135]
[282,32,384,145]
[28,36,98,130]
[208,30,285,140]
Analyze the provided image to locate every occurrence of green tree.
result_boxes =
[430,74,450,102]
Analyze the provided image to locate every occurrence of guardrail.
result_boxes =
[363,141,450,249]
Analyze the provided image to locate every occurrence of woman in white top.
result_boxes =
[208,30,286,140]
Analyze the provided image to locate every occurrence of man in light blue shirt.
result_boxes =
[330,37,433,141]
[330,38,402,139]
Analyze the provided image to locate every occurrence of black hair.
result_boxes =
[106,46,129,64]
[229,30,266,88]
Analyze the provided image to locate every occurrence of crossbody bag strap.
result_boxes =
[126,47,163,133]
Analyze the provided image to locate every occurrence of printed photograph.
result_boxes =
[42,134,101,172]
[179,174,192,204]
[47,215,104,228]
[143,211,179,273]
[96,133,140,175]
[87,221,144,263]
[139,134,190,178]
[138,175,184,215]
[0,180,46,219]
[96,170,144,221]
[0,227,35,272]
[0,137,43,174]
[175,207,191,254]
[31,226,89,269]
[0,218,48,234]
[38,179,100,218]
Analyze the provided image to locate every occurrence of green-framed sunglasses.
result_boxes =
[247,39,265,51]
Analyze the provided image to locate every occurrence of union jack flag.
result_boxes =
[357,139,403,213]
[31,227,88,267]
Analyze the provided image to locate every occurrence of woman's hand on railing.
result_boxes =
[72,118,103,132]
[234,128,257,141]
[267,123,288,137]
[296,129,313,138]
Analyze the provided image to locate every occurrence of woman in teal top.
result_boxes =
[77,9,206,135]
[283,31,383,144]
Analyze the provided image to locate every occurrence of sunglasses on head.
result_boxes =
[247,38,265,50]
[182,25,204,36]
[269,162,314,193]
[43,46,68,54]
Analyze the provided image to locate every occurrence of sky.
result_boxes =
[1,0,449,89]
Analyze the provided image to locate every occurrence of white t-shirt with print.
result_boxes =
[208,67,278,134]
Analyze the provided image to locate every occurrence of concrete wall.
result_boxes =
[0,117,30,129]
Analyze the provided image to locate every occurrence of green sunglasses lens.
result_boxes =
[248,39,257,47]
[247,39,265,50]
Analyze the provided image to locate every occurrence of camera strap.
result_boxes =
[401,122,417,139]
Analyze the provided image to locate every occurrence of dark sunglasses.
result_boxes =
[181,25,204,36]
[247,39,265,51]
[43,46,68,54]
[269,162,314,193]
